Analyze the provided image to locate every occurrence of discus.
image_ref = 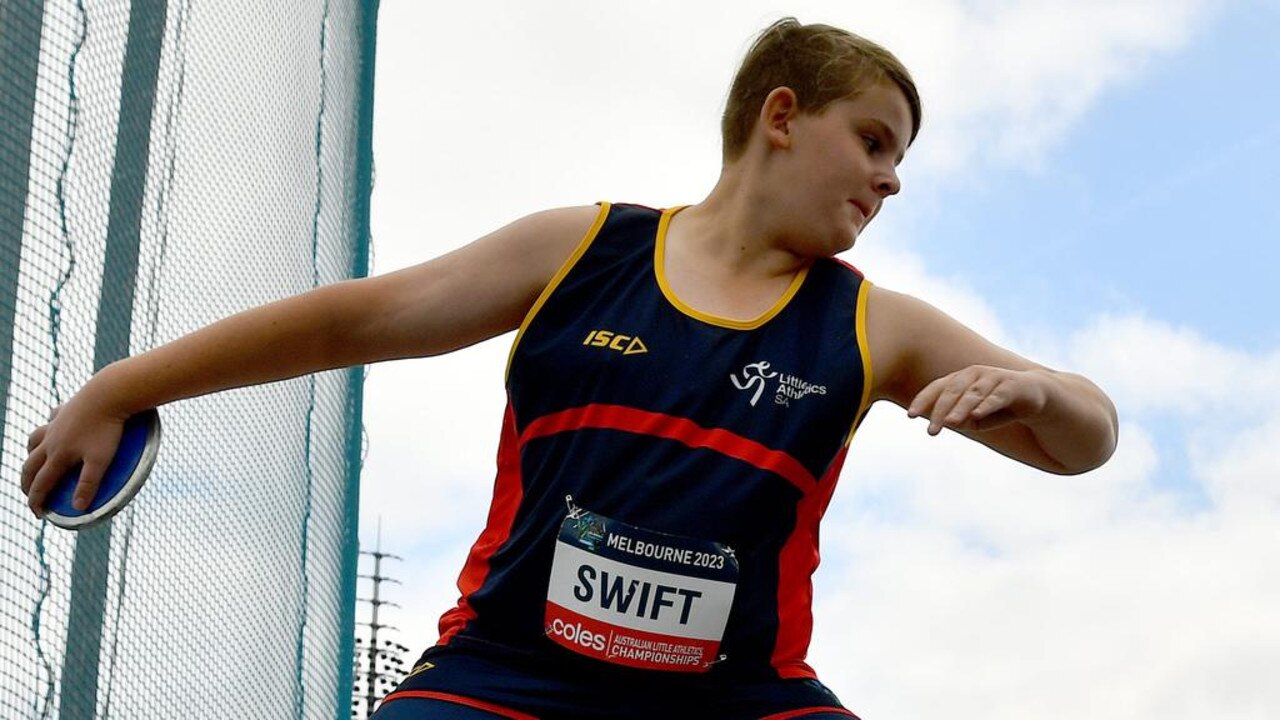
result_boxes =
[43,408,162,530]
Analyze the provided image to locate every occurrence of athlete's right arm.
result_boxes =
[20,205,603,515]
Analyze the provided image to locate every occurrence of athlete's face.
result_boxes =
[778,80,912,255]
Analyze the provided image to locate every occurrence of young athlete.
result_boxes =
[21,18,1116,720]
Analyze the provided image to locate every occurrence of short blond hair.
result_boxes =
[721,18,922,163]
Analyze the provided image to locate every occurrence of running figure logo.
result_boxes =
[730,361,777,406]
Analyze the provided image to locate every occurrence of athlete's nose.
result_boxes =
[875,167,901,198]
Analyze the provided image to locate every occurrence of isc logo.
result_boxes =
[583,330,648,356]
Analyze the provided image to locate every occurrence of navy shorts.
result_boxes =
[371,645,859,720]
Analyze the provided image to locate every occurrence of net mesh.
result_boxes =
[1,0,374,717]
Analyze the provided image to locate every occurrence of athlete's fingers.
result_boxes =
[960,383,1028,432]
[907,376,954,434]
[910,366,1054,437]
[968,384,1014,420]
[27,424,48,453]
[942,382,998,429]
[72,445,120,512]
[923,370,987,435]
[927,384,972,434]
[970,405,1021,432]
[906,372,954,420]
[20,446,46,496]
[26,453,73,517]
[912,366,1029,435]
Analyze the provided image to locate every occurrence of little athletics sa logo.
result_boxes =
[730,360,827,407]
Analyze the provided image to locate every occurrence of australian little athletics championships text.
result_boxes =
[608,634,705,666]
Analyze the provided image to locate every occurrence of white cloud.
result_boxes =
[880,0,1221,176]
[810,496,1280,719]
[1194,416,1280,517]
[1068,314,1280,419]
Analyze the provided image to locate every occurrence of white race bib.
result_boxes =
[544,506,738,672]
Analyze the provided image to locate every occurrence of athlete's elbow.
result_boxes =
[1076,397,1119,473]
[1039,376,1119,475]
[1043,416,1119,476]
[309,278,395,367]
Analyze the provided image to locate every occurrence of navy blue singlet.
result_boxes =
[385,203,872,718]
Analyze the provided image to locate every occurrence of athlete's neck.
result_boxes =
[659,167,811,323]
[669,166,809,283]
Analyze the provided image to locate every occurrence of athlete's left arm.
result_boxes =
[865,285,1118,475]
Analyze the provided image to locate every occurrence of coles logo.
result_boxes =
[547,617,606,652]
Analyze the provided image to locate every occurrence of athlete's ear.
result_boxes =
[759,87,800,150]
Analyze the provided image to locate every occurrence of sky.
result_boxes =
[356,2,1280,718]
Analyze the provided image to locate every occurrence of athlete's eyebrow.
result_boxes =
[863,118,907,166]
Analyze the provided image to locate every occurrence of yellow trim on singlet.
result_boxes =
[844,278,876,447]
[654,206,810,330]
[504,202,612,381]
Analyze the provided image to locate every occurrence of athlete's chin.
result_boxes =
[841,216,873,251]
[795,226,857,258]
[830,228,859,256]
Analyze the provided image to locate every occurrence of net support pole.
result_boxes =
[0,0,48,469]
[336,1,379,717]
[60,1,168,718]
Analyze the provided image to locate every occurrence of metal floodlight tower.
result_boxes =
[352,520,408,718]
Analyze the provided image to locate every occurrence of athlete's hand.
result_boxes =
[20,388,129,518]
[906,364,1049,436]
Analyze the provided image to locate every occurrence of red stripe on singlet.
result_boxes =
[832,257,865,278]
[378,690,538,720]
[771,446,850,678]
[758,707,858,720]
[437,402,525,645]
[518,403,819,493]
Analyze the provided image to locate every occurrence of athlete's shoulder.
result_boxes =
[517,204,608,239]
[503,204,610,267]
[523,202,662,237]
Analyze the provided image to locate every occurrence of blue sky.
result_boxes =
[361,3,1280,718]
[913,5,1280,351]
